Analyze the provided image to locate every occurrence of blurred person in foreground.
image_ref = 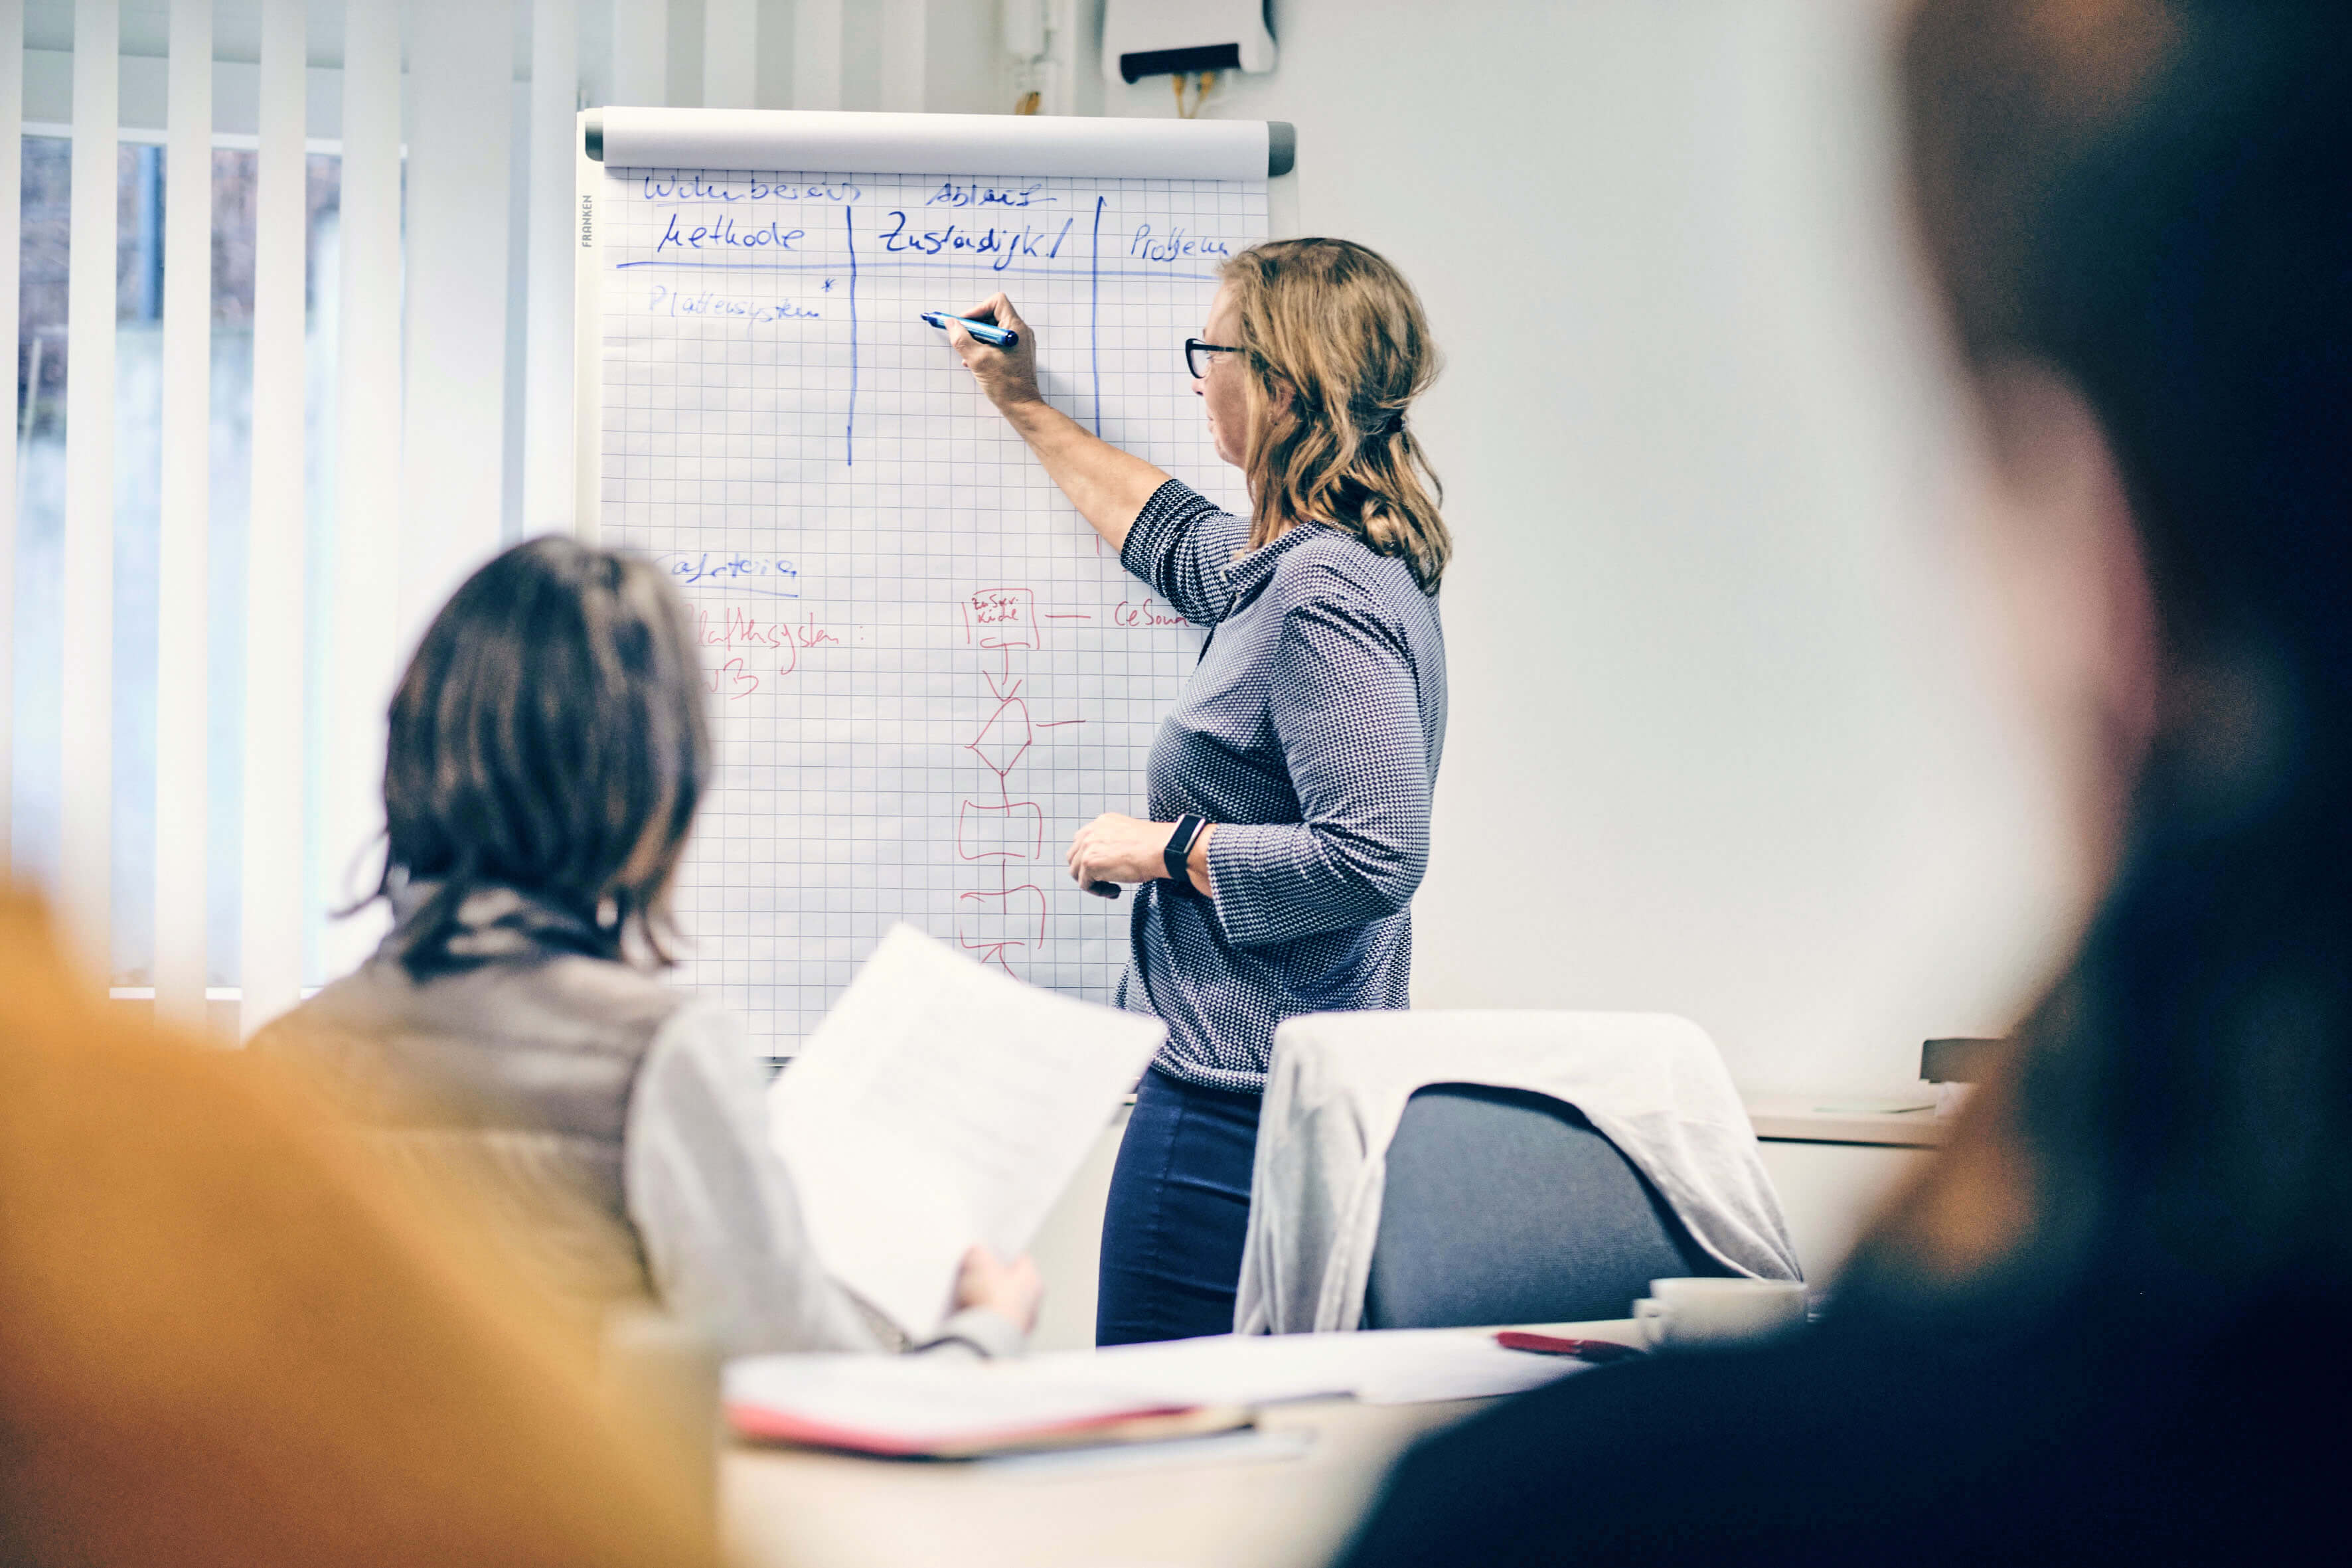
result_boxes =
[0,891,717,1566]
[256,537,1039,1358]
[1339,2,2352,1562]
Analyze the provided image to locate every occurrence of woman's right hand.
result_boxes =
[953,1244,1044,1333]
[945,293,1044,414]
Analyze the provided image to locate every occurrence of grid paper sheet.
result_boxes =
[599,165,1267,1054]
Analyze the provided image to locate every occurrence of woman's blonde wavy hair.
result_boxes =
[1223,238,1451,592]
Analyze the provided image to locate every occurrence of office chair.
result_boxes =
[1362,1083,1729,1329]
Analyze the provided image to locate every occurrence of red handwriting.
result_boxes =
[698,605,788,651]
[952,584,1096,979]
[775,618,840,678]
[1114,597,1186,629]
[963,588,1038,651]
[705,657,759,700]
[696,607,840,692]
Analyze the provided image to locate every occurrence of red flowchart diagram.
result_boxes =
[954,588,1091,979]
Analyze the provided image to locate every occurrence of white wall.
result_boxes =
[1093,0,2086,1096]
[13,1,2081,1093]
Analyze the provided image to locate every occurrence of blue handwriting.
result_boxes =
[877,212,1078,272]
[657,212,807,253]
[1129,224,1231,264]
[925,180,1056,209]
[640,173,862,203]
[663,552,801,592]
[648,283,821,333]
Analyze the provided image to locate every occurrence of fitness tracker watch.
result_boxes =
[1164,813,1208,890]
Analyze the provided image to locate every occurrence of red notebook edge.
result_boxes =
[1493,1330,1646,1364]
[726,1399,1244,1460]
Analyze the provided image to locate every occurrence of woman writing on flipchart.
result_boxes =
[943,240,1451,1344]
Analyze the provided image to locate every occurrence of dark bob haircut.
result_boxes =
[376,536,708,977]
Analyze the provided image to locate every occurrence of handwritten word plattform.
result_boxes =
[647,286,821,335]
[655,212,807,253]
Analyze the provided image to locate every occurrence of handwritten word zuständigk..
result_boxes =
[925,180,1056,210]
[663,550,800,586]
[639,173,861,204]
[1129,225,1232,264]
[879,212,1078,272]
[647,286,821,335]
[655,212,807,253]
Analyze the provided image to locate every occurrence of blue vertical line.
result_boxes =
[845,203,858,467]
[1089,195,1104,435]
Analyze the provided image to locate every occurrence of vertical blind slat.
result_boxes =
[794,0,843,112]
[319,0,404,984]
[611,0,669,108]
[702,0,755,110]
[238,0,306,1036]
[523,0,578,533]
[0,0,21,878]
[154,0,212,1030]
[60,0,118,977]
[401,0,514,651]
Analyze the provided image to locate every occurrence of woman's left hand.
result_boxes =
[1067,813,1173,890]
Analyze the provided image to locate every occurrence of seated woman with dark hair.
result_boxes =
[256,537,1038,1358]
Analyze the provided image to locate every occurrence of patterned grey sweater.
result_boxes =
[1116,479,1448,1094]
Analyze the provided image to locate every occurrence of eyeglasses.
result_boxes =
[1184,338,1241,379]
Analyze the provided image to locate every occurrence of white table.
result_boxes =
[723,1321,1640,1568]
[1024,1097,1946,1351]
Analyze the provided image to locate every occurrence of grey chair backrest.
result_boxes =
[1362,1083,1727,1330]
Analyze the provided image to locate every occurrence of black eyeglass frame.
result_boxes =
[1184,337,1242,379]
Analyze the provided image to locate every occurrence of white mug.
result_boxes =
[1632,1277,1807,1350]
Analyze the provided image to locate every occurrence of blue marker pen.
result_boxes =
[920,310,1018,349]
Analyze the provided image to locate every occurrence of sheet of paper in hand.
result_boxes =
[767,923,1163,1338]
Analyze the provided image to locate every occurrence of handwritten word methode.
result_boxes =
[657,212,807,253]
[640,173,862,204]
[648,285,821,333]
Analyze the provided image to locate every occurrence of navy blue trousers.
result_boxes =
[1096,1065,1263,1346]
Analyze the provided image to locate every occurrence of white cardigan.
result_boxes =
[1233,1011,1802,1335]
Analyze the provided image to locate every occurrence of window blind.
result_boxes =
[59,0,117,977]
[319,0,406,987]
[6,0,955,1028]
[0,0,20,881]
[153,0,211,1030]
[236,0,306,1035]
